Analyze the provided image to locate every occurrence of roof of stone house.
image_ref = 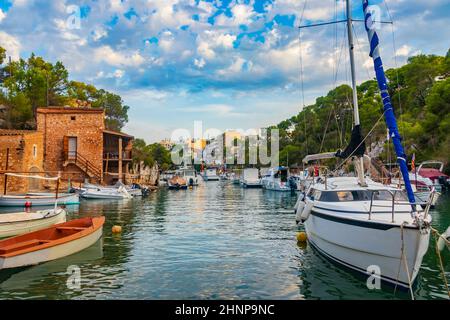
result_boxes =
[0,129,39,136]
[36,106,104,114]
[103,129,134,139]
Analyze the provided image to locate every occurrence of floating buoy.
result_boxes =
[189,185,193,190]
[297,232,307,243]
[112,225,122,234]
[24,201,32,208]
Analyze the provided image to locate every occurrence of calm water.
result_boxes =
[0,181,448,300]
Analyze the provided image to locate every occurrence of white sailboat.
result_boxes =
[296,0,433,290]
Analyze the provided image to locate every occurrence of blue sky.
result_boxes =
[0,0,449,142]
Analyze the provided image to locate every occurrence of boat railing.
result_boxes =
[368,189,432,222]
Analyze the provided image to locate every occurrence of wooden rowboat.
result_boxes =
[0,208,67,238]
[0,216,105,270]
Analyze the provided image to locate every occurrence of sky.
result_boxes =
[0,0,449,143]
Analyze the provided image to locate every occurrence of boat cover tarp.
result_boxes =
[335,125,366,159]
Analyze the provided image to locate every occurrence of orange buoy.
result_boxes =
[112,225,122,234]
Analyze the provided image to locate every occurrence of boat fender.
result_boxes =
[297,231,307,243]
[25,201,32,208]
[300,201,314,222]
[295,201,306,223]
[294,192,305,211]
[437,226,450,252]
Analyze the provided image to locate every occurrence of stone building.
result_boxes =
[0,130,44,193]
[36,107,134,185]
[0,106,134,192]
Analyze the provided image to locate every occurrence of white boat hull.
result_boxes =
[202,175,220,181]
[261,180,291,192]
[0,226,103,269]
[305,210,430,288]
[241,180,262,188]
[0,209,67,238]
[0,194,80,207]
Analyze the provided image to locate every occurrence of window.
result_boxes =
[32,145,37,159]
[318,190,409,202]
[71,116,76,121]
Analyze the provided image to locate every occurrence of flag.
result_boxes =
[411,153,416,172]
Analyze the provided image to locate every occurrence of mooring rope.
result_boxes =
[5,173,60,180]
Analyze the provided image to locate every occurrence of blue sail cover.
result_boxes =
[363,0,416,210]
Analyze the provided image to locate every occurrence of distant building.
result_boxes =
[0,130,44,193]
[160,138,174,151]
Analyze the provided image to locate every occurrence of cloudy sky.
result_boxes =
[0,0,448,142]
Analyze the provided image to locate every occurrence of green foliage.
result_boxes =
[276,50,450,173]
[133,139,173,171]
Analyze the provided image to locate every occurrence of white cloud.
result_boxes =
[0,10,6,23]
[194,58,206,68]
[92,27,108,41]
[93,46,145,67]
[396,44,411,57]
[181,104,242,117]
[0,31,21,60]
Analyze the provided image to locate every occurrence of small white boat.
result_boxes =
[0,216,105,270]
[84,182,142,197]
[0,208,66,238]
[0,193,80,207]
[202,168,220,181]
[261,167,292,192]
[240,168,262,188]
[81,186,132,199]
[177,168,199,186]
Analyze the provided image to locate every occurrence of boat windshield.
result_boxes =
[316,190,408,202]
[183,170,196,176]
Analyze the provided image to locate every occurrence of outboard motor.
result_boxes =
[189,178,194,186]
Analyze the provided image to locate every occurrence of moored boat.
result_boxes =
[295,0,434,290]
[0,216,105,270]
[81,187,132,199]
[261,167,292,192]
[201,168,220,181]
[0,208,67,238]
[240,168,262,188]
[0,193,80,207]
[167,175,188,190]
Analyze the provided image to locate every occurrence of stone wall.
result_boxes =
[0,131,44,193]
[36,108,105,183]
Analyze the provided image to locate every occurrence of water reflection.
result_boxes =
[0,184,448,299]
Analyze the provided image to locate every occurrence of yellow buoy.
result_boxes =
[297,231,307,243]
[112,225,122,234]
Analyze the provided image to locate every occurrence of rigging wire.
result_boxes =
[384,0,406,140]
[299,0,308,154]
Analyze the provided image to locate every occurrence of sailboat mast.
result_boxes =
[346,0,360,126]
[346,0,366,185]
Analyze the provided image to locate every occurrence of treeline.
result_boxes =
[275,50,450,173]
[0,46,129,131]
[133,139,172,171]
